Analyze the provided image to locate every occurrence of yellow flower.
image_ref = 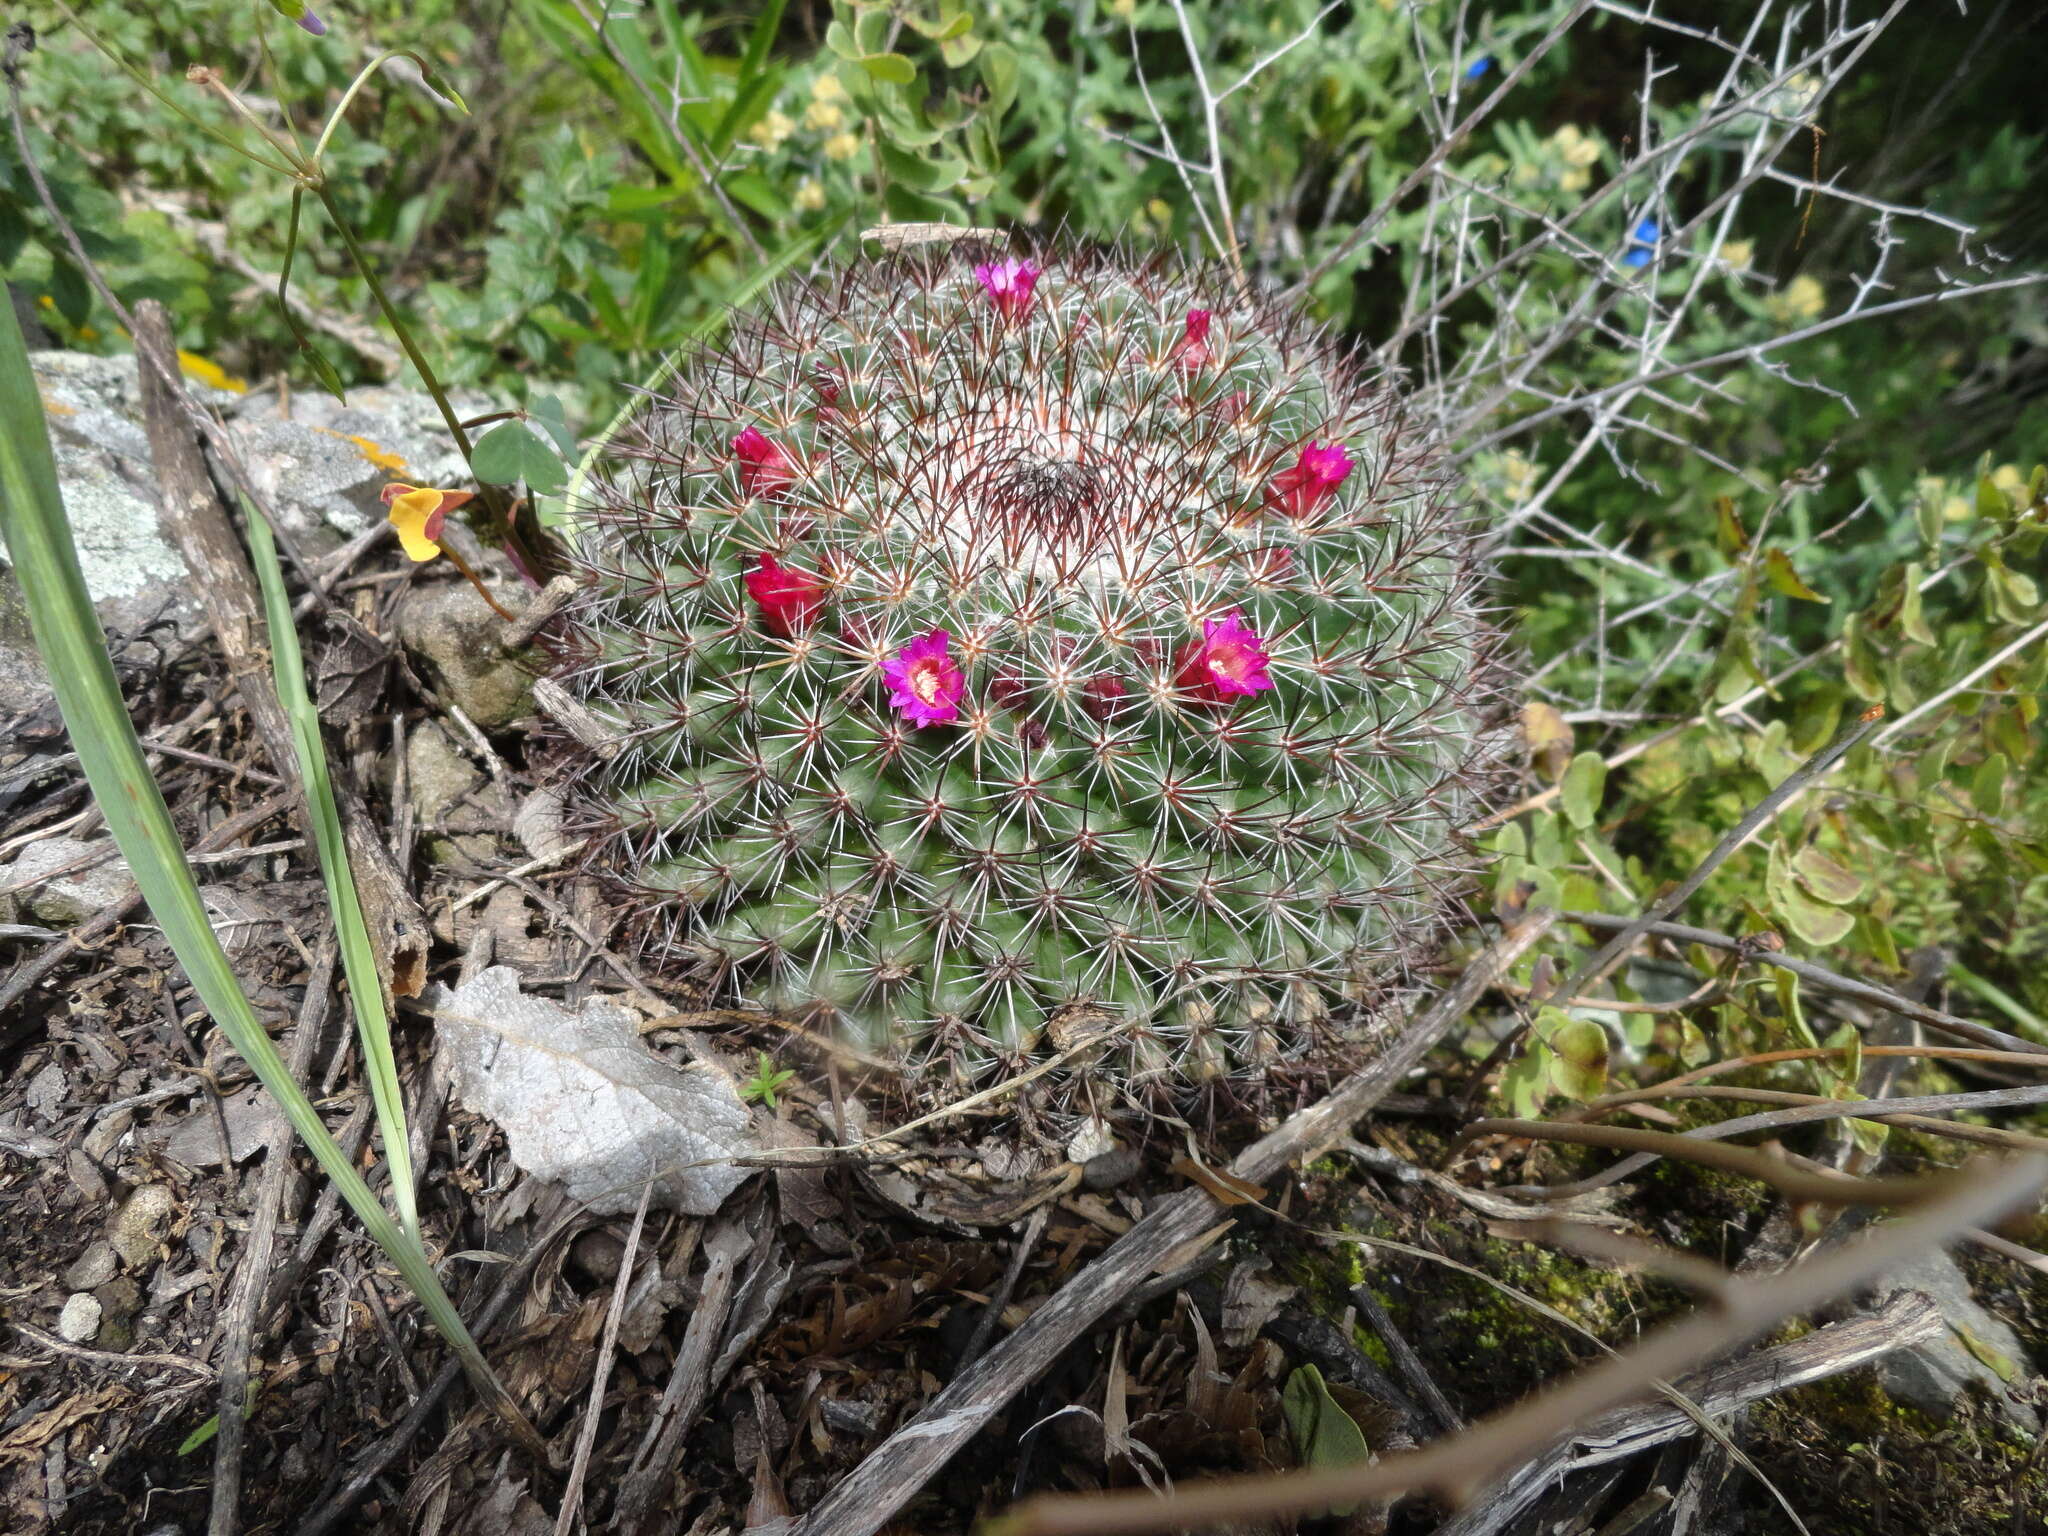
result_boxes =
[1559,167,1590,194]
[1992,463,2027,501]
[823,131,862,162]
[1550,124,1600,169]
[1500,450,1541,505]
[1145,198,1172,226]
[1107,0,1135,16]
[1765,274,1826,325]
[1716,239,1754,270]
[810,73,846,103]
[805,99,845,131]
[794,177,826,212]
[754,109,795,149]
[382,483,474,563]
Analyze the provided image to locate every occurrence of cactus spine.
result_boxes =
[558,246,1501,1104]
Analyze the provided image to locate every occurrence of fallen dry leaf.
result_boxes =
[428,966,757,1215]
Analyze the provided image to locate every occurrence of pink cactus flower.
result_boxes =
[883,628,967,726]
[1176,611,1275,704]
[973,258,1041,322]
[745,553,827,637]
[1172,309,1212,373]
[1265,441,1353,520]
[732,427,798,501]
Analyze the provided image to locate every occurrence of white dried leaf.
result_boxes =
[429,966,757,1215]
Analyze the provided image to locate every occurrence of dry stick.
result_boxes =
[1461,1119,2001,1206]
[292,1206,583,1536]
[613,1215,758,1524]
[782,911,1555,1536]
[554,1179,654,1536]
[1476,1085,2048,1202]
[1588,1083,2048,1154]
[207,945,337,1536]
[132,301,430,1004]
[1349,1281,1462,1433]
[1559,912,2048,1057]
[1423,1292,1943,1536]
[1537,710,1883,1014]
[0,791,292,1018]
[993,1157,2046,1536]
[1286,0,1598,297]
[1580,1044,2048,1111]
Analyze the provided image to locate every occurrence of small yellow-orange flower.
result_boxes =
[382,483,475,562]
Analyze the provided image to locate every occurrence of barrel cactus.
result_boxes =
[554,244,1503,1107]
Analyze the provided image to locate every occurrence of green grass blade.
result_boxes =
[0,298,533,1448]
[243,498,417,1241]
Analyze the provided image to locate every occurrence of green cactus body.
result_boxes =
[558,247,1500,1101]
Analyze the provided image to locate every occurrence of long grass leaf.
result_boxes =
[243,498,417,1240]
[0,298,537,1451]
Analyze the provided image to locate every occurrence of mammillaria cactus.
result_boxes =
[555,245,1503,1107]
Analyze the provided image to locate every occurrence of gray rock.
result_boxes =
[395,582,534,728]
[5,836,133,925]
[6,349,501,717]
[107,1182,176,1270]
[24,1060,67,1121]
[1874,1246,2037,1432]
[56,1292,102,1344]
[64,1240,119,1292]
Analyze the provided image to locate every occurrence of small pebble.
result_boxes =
[108,1183,175,1269]
[63,1240,118,1292]
[1081,1146,1143,1192]
[57,1293,101,1344]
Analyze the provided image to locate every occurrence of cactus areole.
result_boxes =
[556,246,1503,1106]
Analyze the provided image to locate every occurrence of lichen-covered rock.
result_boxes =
[555,246,1506,1105]
[4,350,498,719]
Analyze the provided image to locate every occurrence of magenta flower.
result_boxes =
[744,553,827,637]
[1176,611,1275,704]
[1172,308,1212,373]
[732,427,798,501]
[883,628,967,726]
[974,258,1040,322]
[1265,440,1353,520]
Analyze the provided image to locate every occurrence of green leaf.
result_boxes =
[978,41,1020,116]
[1763,546,1829,602]
[876,138,968,192]
[1773,966,1819,1051]
[1560,750,1606,831]
[1792,845,1865,905]
[1539,1008,1608,1100]
[1898,563,1935,645]
[300,341,348,404]
[1977,474,2010,521]
[529,395,579,460]
[938,31,983,65]
[1953,1321,2021,1383]
[473,420,569,496]
[247,501,416,1240]
[1973,752,2009,819]
[1777,878,1855,947]
[1282,1365,1372,1515]
[1714,495,1748,558]
[860,52,919,85]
